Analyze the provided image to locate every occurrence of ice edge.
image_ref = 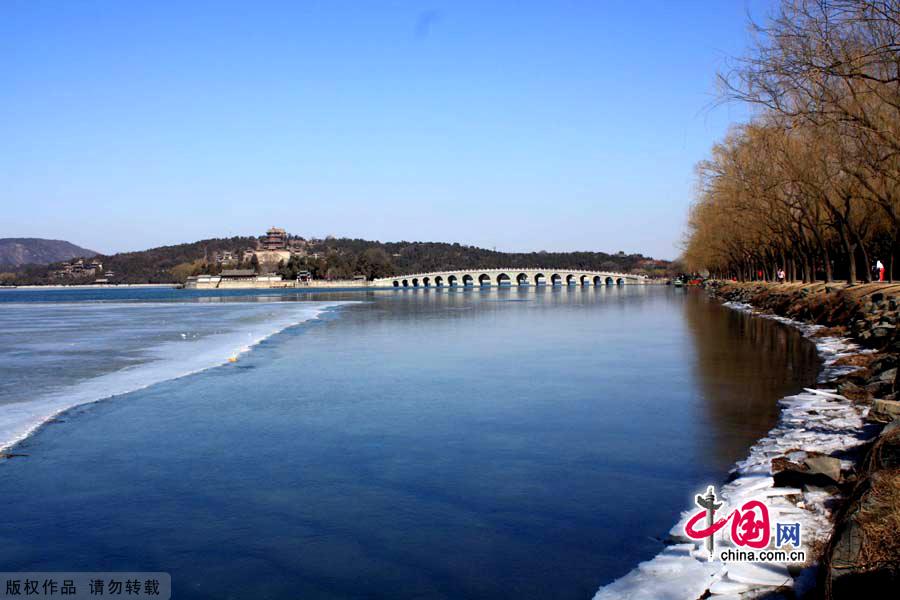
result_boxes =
[0,302,350,455]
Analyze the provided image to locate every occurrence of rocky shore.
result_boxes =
[706,281,900,598]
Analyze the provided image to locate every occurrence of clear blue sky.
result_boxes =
[1,1,774,259]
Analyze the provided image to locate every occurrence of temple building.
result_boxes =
[262,227,287,250]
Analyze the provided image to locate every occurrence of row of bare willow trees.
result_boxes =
[684,0,900,283]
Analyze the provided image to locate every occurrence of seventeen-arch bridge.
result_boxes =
[371,268,647,288]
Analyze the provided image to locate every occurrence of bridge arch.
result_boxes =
[375,270,641,288]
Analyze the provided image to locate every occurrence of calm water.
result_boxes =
[0,286,819,599]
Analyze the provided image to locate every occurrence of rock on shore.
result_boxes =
[707,281,900,598]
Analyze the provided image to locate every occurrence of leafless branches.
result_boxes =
[686,0,900,282]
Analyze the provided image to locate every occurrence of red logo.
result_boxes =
[684,486,771,559]
[685,499,770,548]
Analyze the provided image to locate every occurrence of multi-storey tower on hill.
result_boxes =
[262,227,287,250]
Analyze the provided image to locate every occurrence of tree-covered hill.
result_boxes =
[1,235,671,285]
[297,238,670,281]
[4,237,257,285]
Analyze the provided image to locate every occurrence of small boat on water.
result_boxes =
[673,277,685,287]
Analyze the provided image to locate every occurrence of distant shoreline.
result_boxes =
[0,283,180,290]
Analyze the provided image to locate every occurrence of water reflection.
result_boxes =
[680,290,821,473]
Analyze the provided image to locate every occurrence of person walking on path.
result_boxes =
[876,259,885,282]
[777,268,785,283]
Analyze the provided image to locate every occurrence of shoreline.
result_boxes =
[594,282,899,599]
[0,283,181,290]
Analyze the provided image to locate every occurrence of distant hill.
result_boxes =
[3,234,673,285]
[0,238,97,268]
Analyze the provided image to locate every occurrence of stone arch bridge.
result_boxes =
[371,268,647,288]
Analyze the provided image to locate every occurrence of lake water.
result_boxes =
[0,286,820,599]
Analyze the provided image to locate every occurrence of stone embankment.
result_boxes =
[707,281,899,598]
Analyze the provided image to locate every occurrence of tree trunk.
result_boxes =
[838,225,857,284]
[858,244,872,283]
[890,240,898,283]
[823,246,833,283]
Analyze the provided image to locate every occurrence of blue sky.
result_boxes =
[1,1,774,259]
